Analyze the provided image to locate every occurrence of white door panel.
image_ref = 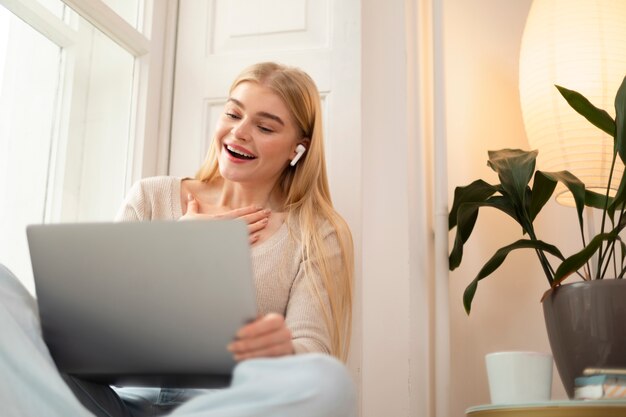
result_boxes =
[211,0,328,53]
[170,0,338,176]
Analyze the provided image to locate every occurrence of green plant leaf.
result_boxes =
[616,212,626,233]
[450,203,480,270]
[586,189,617,234]
[449,180,499,270]
[463,239,564,314]
[449,180,498,229]
[537,171,586,229]
[552,232,620,285]
[556,85,616,138]
[529,171,557,222]
[485,195,519,221]
[450,194,528,270]
[614,76,626,165]
[608,169,626,219]
[487,149,538,218]
[618,239,626,274]
[593,78,626,219]
[450,195,521,270]
[585,189,614,211]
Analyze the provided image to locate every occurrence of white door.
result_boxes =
[170,0,361,190]
[169,0,362,400]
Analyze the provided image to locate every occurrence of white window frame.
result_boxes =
[0,0,177,221]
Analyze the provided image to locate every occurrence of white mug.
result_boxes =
[485,351,553,404]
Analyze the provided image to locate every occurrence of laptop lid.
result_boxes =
[27,220,257,387]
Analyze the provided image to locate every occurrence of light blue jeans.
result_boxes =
[0,264,356,417]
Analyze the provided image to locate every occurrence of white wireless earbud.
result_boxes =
[290,144,306,166]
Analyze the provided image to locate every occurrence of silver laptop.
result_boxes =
[26,220,257,387]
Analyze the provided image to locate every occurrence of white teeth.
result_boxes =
[226,145,255,158]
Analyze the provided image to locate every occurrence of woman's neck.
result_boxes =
[215,179,284,212]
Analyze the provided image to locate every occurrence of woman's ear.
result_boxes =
[296,139,310,154]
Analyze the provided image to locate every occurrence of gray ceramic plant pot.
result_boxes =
[542,279,626,398]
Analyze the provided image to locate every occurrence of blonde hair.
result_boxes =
[196,62,354,361]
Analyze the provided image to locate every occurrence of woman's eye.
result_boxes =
[258,126,274,133]
[225,112,241,120]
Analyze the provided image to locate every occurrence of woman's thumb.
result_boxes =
[187,193,198,213]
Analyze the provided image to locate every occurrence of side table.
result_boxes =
[466,400,626,417]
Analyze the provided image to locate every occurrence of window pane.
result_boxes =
[71,11,135,222]
[0,5,137,295]
[0,6,62,294]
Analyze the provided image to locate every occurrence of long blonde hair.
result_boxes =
[196,62,354,361]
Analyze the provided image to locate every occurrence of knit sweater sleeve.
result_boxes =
[114,176,182,222]
[286,222,342,355]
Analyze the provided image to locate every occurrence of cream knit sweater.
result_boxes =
[115,176,334,355]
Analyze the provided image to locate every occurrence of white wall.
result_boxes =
[361,0,414,414]
[443,0,575,414]
[361,1,442,416]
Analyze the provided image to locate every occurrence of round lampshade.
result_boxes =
[519,0,626,206]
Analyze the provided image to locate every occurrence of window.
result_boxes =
[0,0,171,294]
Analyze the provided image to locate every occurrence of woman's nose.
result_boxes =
[232,119,252,141]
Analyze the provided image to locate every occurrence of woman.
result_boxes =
[0,62,355,417]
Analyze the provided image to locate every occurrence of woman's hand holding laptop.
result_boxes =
[227,313,294,361]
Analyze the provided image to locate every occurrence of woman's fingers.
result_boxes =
[240,208,271,224]
[236,313,285,339]
[229,327,291,356]
[186,194,199,214]
[180,203,271,237]
[227,313,294,360]
[232,340,294,361]
[247,218,269,235]
[179,194,200,221]
[219,205,268,220]
[222,206,271,235]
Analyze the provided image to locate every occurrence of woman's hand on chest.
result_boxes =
[179,193,270,244]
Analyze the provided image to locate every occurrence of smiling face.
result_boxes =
[215,81,304,187]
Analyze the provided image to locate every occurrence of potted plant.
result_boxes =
[448,75,626,398]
